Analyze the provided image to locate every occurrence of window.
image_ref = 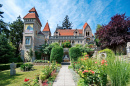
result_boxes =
[81,41,82,43]
[25,37,31,45]
[78,41,79,43]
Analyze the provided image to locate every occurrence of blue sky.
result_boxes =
[1,0,130,35]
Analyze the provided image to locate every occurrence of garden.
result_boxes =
[68,48,130,86]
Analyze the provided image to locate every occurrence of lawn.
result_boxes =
[0,65,44,86]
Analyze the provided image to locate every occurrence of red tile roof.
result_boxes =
[83,22,88,29]
[29,7,39,17]
[23,7,42,26]
[43,22,50,31]
[57,29,83,36]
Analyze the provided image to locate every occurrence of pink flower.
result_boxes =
[85,54,89,57]
[91,71,95,74]
[81,58,83,61]
[82,71,85,73]
[105,64,108,66]
[95,62,97,64]
[84,70,88,72]
[84,58,87,60]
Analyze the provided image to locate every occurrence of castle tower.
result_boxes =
[42,22,51,43]
[21,7,44,62]
[83,22,94,44]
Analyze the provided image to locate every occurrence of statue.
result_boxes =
[10,62,16,75]
[63,55,69,62]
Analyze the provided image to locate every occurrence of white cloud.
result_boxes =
[1,0,113,35]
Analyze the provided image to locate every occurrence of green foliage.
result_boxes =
[62,15,72,29]
[9,16,24,57]
[35,51,41,59]
[50,47,63,63]
[20,63,33,71]
[0,33,15,63]
[77,78,86,86]
[0,62,23,71]
[99,48,115,59]
[34,60,49,63]
[69,47,81,60]
[106,57,130,86]
[28,48,33,61]
[61,41,71,48]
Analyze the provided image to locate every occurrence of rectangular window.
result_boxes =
[81,41,82,43]
[25,37,31,45]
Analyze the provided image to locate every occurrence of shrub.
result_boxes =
[69,47,81,61]
[34,60,49,63]
[99,48,115,59]
[61,41,71,48]
[35,51,41,60]
[50,47,63,63]
[20,63,33,71]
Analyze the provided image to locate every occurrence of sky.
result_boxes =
[1,0,130,35]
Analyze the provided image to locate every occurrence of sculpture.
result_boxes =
[10,62,16,75]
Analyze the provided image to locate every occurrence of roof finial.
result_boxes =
[47,20,48,22]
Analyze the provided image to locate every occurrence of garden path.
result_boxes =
[53,65,75,86]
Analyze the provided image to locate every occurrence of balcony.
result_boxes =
[49,36,84,40]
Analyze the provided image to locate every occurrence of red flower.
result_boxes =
[101,60,105,64]
[105,64,108,66]
[24,78,29,82]
[84,70,88,72]
[84,58,87,60]
[95,62,97,64]
[82,71,85,73]
[91,71,95,74]
[42,59,44,60]
[85,54,89,57]
[81,58,83,61]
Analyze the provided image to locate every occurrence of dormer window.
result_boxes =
[56,32,58,34]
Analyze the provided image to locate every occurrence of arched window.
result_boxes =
[88,32,89,36]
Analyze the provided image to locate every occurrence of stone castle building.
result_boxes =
[21,7,94,61]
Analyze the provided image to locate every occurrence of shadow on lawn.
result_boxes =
[0,70,23,86]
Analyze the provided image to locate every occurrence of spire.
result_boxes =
[43,22,50,31]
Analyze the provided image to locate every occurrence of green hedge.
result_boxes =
[35,51,41,60]
[0,62,23,71]
[69,47,81,61]
[50,47,63,63]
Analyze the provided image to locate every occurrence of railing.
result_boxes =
[49,36,84,40]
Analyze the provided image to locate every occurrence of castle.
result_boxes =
[21,7,95,61]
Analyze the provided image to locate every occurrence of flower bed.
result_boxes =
[70,51,130,86]
[23,62,61,86]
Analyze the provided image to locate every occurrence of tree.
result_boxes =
[95,24,102,47]
[0,33,15,63]
[62,15,72,29]
[28,48,33,61]
[0,4,4,18]
[95,13,130,53]
[0,4,9,37]
[9,16,24,57]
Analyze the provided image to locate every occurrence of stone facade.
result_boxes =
[21,7,95,61]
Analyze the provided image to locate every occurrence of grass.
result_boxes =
[0,65,44,86]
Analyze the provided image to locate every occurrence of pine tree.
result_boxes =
[9,16,24,57]
[0,4,4,18]
[62,15,72,29]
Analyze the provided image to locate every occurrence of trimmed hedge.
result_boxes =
[50,47,63,63]
[0,62,23,71]
[69,47,81,60]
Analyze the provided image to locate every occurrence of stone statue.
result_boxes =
[10,62,16,75]
[63,55,69,62]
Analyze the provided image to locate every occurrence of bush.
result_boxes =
[35,51,41,60]
[0,62,23,71]
[61,41,71,48]
[69,47,81,61]
[20,63,33,71]
[50,47,63,63]
[99,48,115,59]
